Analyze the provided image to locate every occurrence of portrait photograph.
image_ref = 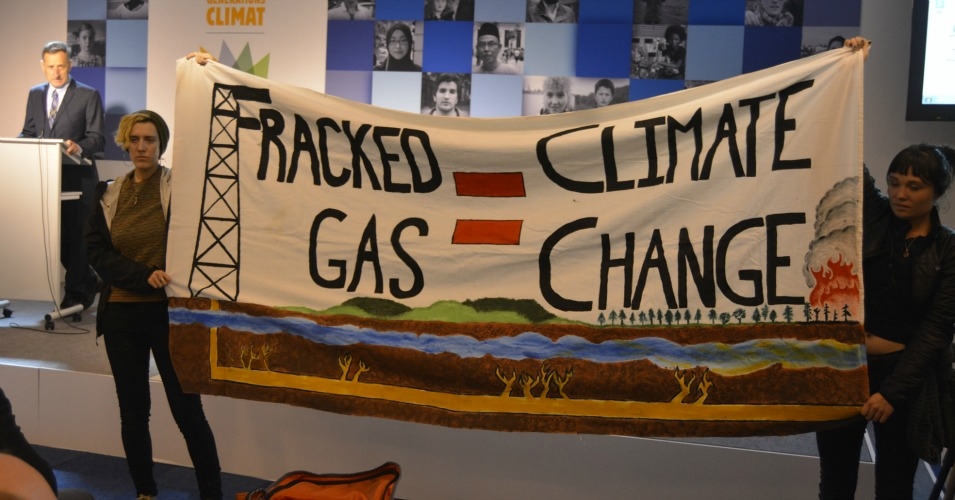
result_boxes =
[425,0,473,21]
[522,75,579,116]
[420,73,471,116]
[374,21,423,72]
[67,20,106,68]
[329,0,375,21]
[526,0,579,23]
[631,24,687,80]
[744,0,803,27]
[107,0,149,20]
[632,0,689,26]
[472,22,524,75]
[577,77,630,110]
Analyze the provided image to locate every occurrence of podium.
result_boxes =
[0,137,85,324]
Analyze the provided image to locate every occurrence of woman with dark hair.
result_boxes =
[86,109,223,500]
[815,47,955,498]
[374,23,422,71]
[817,140,955,498]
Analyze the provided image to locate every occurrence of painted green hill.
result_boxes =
[281,296,562,324]
[462,297,557,323]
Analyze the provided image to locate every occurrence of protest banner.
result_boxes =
[167,48,866,436]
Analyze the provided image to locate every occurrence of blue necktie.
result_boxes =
[49,90,59,128]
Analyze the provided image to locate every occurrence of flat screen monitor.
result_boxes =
[906,0,955,121]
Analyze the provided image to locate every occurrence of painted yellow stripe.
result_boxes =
[208,364,854,421]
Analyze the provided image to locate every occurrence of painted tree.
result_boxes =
[732,308,746,323]
[783,305,794,322]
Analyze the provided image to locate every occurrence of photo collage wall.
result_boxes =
[325,0,861,118]
[65,0,150,161]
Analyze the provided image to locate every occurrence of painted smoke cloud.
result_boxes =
[803,177,862,319]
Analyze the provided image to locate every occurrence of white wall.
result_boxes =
[0,1,68,142]
[861,0,955,226]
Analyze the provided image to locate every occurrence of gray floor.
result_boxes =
[0,298,945,498]
[0,298,110,374]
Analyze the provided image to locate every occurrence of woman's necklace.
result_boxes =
[903,237,916,258]
[129,167,159,206]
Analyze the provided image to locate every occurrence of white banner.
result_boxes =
[170,48,864,325]
[166,48,867,437]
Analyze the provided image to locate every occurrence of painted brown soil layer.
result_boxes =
[169,297,867,437]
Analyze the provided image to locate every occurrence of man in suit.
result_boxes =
[19,41,105,310]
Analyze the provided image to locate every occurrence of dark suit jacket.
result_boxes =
[18,77,105,197]
[18,78,105,161]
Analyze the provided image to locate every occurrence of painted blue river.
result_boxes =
[170,308,865,374]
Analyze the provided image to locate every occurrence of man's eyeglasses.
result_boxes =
[476,41,500,49]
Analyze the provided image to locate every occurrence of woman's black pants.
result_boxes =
[102,302,222,499]
[816,351,919,499]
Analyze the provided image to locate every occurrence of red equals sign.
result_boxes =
[452,172,525,245]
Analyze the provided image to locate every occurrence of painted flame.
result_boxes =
[809,255,860,320]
